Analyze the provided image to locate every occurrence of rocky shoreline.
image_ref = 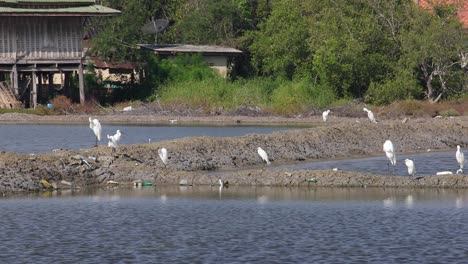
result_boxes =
[0,116,467,194]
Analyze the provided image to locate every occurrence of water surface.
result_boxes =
[272,151,460,176]
[0,186,467,263]
[0,124,294,153]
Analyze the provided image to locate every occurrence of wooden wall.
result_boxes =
[0,17,83,62]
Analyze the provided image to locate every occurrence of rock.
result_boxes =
[59,180,72,187]
[179,179,191,186]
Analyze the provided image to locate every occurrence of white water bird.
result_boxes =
[257,147,271,165]
[456,145,465,174]
[363,108,377,123]
[436,171,453,175]
[218,179,229,188]
[383,140,396,174]
[405,159,415,176]
[322,109,330,123]
[158,148,168,166]
[107,130,122,152]
[89,117,102,146]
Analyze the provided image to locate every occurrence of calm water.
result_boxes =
[273,151,461,176]
[0,124,460,175]
[1,186,467,263]
[0,124,294,153]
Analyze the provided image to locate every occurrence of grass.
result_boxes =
[0,106,54,116]
[156,77,336,115]
[379,98,468,118]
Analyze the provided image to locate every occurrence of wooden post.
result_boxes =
[63,72,70,97]
[12,65,18,96]
[78,63,85,104]
[38,73,43,104]
[32,71,37,109]
[48,73,54,99]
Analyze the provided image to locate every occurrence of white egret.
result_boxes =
[89,117,102,147]
[405,159,415,176]
[363,108,377,123]
[218,179,229,187]
[322,110,330,123]
[383,140,396,174]
[107,130,122,152]
[257,147,271,165]
[456,145,465,174]
[158,148,168,166]
[436,171,453,175]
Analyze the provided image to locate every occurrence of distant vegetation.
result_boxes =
[87,0,467,115]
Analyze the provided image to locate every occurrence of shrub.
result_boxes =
[73,101,98,114]
[439,108,460,117]
[366,71,422,105]
[270,79,335,115]
[51,95,73,113]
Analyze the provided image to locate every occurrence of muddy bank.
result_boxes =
[0,117,467,194]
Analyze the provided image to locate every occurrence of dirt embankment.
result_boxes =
[0,117,467,194]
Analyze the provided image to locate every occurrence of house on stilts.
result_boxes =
[0,0,119,108]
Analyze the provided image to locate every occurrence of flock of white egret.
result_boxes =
[88,116,275,168]
[322,109,465,176]
[89,117,122,152]
[90,109,465,177]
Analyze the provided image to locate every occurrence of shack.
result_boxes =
[139,44,242,78]
[0,0,119,108]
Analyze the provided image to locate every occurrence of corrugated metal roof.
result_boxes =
[0,4,120,15]
[0,0,94,3]
[139,44,243,55]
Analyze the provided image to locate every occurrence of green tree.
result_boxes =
[400,3,467,103]
[164,0,256,46]
[249,0,311,79]
[306,0,392,98]
[90,0,181,62]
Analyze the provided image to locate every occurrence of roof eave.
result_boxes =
[0,13,119,16]
[139,45,243,56]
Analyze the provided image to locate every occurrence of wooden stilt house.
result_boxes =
[0,0,119,108]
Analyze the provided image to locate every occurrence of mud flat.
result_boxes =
[0,117,467,194]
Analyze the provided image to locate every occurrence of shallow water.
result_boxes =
[0,124,461,175]
[272,151,461,176]
[0,124,294,153]
[1,186,467,263]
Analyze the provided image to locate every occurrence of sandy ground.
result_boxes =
[0,111,466,125]
[0,113,467,194]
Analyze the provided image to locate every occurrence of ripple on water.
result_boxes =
[0,187,467,263]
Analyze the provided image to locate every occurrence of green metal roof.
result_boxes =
[0,0,95,3]
[0,4,120,16]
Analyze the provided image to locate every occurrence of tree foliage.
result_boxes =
[89,0,467,105]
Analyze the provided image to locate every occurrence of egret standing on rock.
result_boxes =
[89,117,101,147]
[405,159,415,176]
[363,108,377,123]
[456,145,465,174]
[257,147,271,165]
[107,130,122,152]
[322,110,330,123]
[383,140,396,174]
[158,148,168,166]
